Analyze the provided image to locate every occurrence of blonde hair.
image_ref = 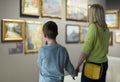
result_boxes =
[89,4,107,28]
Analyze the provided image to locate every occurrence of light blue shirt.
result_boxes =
[37,44,75,82]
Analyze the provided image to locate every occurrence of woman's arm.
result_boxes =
[75,53,88,76]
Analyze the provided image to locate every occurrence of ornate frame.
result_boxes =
[115,31,120,43]
[80,26,88,43]
[2,19,24,42]
[66,0,88,21]
[25,21,43,53]
[105,10,119,28]
[66,24,80,43]
[21,0,40,16]
[41,0,62,18]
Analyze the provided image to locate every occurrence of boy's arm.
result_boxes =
[64,50,76,78]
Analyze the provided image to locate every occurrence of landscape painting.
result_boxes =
[25,21,43,53]
[66,0,88,21]
[2,19,24,42]
[66,24,80,43]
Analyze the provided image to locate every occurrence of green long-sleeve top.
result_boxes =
[82,23,110,63]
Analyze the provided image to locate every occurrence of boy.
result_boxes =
[37,21,75,82]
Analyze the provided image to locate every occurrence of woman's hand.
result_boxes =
[75,66,80,76]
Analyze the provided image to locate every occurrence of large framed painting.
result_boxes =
[1,19,24,42]
[80,26,88,43]
[25,21,43,53]
[66,0,88,21]
[115,31,120,43]
[21,0,40,16]
[105,10,119,28]
[66,24,80,43]
[41,0,62,18]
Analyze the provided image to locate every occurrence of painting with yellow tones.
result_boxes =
[25,21,43,53]
[21,0,40,16]
[105,10,119,28]
[2,19,24,42]
[115,32,120,43]
[80,26,88,43]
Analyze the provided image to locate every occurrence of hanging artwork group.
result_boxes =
[21,0,88,21]
[1,0,120,55]
[1,19,43,54]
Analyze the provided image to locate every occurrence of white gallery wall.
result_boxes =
[0,0,120,82]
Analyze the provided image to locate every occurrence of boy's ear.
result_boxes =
[43,33,47,38]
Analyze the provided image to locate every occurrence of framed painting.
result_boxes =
[115,31,120,43]
[25,21,43,53]
[66,0,88,21]
[66,24,80,43]
[105,10,119,28]
[41,0,62,18]
[9,42,23,54]
[109,32,113,45]
[1,19,24,42]
[80,26,89,43]
[21,0,40,16]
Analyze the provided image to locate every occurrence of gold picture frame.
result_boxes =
[66,24,80,43]
[80,26,89,43]
[66,0,88,21]
[41,0,62,18]
[115,31,120,43]
[21,0,40,16]
[105,10,119,28]
[2,19,24,42]
[25,21,43,53]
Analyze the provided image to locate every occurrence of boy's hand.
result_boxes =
[72,77,75,80]
[75,67,79,76]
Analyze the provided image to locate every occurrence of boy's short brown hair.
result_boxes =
[43,21,58,39]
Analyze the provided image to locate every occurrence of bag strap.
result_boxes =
[96,25,100,48]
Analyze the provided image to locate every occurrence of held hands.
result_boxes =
[72,76,75,80]
[75,66,80,76]
[71,66,80,80]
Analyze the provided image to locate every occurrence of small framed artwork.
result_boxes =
[41,0,62,18]
[21,0,40,16]
[25,21,43,53]
[66,0,88,21]
[105,10,119,28]
[66,24,80,43]
[109,32,113,45]
[80,26,89,43]
[9,42,23,54]
[115,31,120,43]
[1,19,24,42]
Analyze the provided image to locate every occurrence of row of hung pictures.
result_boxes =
[22,0,120,28]
[21,0,88,21]
[1,19,42,54]
[1,19,120,53]
[66,24,120,45]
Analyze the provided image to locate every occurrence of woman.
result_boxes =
[75,4,110,82]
